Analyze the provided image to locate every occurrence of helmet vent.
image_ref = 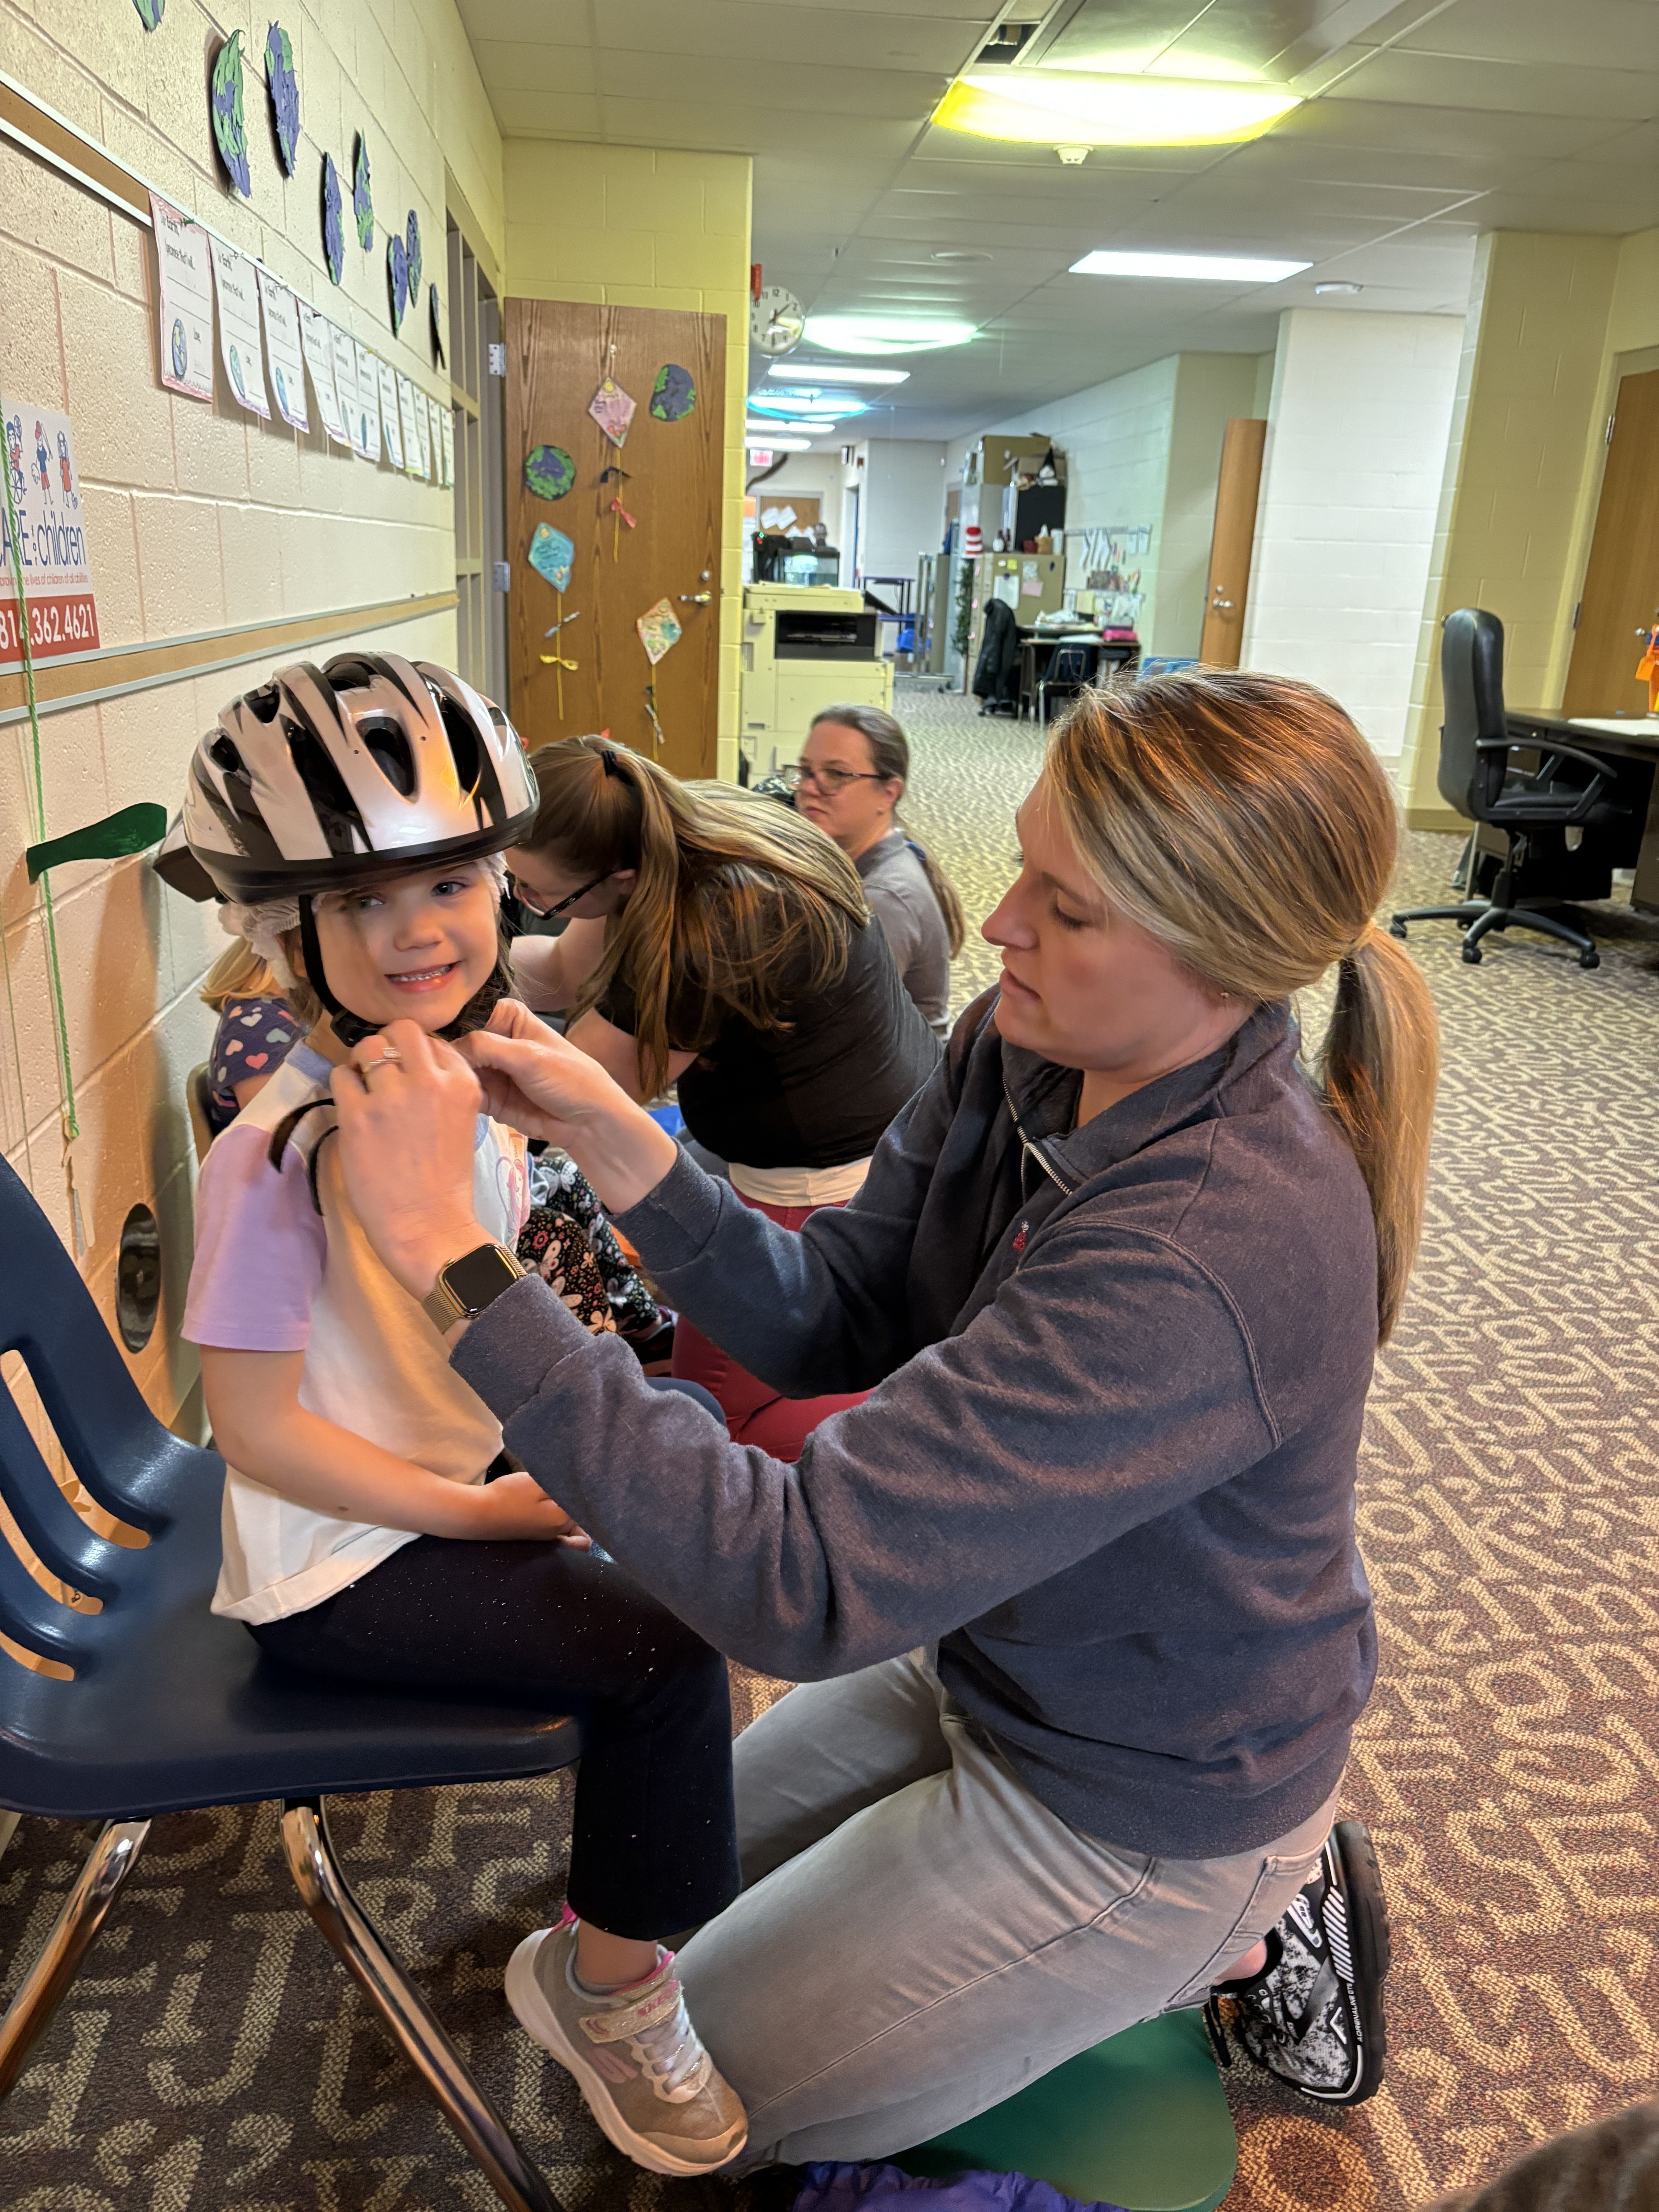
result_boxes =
[360,718,417,798]
[285,718,367,856]
[209,735,245,775]
[244,682,282,723]
[435,692,483,801]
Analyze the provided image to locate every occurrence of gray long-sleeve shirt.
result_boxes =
[857,831,951,1037]
[453,994,1381,1858]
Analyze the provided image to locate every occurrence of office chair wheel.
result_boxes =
[1579,950,1600,970]
[1461,944,1482,964]
[1388,922,1407,940]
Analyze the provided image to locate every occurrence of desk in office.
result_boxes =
[1569,716,1659,914]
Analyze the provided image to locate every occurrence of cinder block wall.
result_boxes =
[0,0,504,1447]
[502,142,754,781]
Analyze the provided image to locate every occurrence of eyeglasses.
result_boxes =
[784,762,888,796]
[511,870,610,918]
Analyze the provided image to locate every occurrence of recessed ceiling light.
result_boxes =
[802,314,976,356]
[1070,248,1310,282]
[748,392,869,421]
[931,249,993,263]
[766,362,909,385]
[1314,280,1363,295]
[935,70,1301,148]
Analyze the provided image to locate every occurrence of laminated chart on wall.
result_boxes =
[208,239,270,419]
[428,395,447,487]
[257,270,309,431]
[352,340,381,462]
[148,194,214,401]
[0,404,99,665]
[376,356,404,470]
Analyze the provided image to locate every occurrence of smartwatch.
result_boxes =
[420,1242,526,1334]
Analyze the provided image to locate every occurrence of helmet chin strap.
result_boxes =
[297,894,383,1050]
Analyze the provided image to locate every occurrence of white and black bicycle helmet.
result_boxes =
[160,651,536,905]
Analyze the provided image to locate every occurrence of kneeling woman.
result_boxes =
[333,672,1438,2164]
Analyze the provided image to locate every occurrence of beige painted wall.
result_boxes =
[0,0,502,1444]
[502,142,753,780]
[1399,227,1659,826]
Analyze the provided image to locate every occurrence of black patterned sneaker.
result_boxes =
[1209,1819,1390,2106]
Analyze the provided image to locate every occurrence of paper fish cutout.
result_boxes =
[528,524,575,594]
[589,377,636,448]
[650,364,696,422]
[524,444,575,500]
[388,232,409,331]
[406,211,422,301]
[210,33,251,198]
[353,132,373,250]
[636,599,682,666]
[266,24,301,175]
[321,154,345,284]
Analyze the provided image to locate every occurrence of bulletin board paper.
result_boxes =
[377,357,404,469]
[412,386,433,480]
[395,374,422,476]
[353,341,383,463]
[440,404,454,490]
[298,303,347,445]
[208,238,270,419]
[148,193,214,402]
[258,270,309,432]
[0,404,100,666]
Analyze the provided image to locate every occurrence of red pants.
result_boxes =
[670,1190,869,1460]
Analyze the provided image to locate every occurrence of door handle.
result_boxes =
[1211,596,1234,612]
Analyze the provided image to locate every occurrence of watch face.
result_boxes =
[444,1243,520,1314]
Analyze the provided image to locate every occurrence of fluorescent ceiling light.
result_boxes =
[802,314,976,357]
[748,436,812,453]
[1071,248,1310,283]
[766,363,908,385]
[747,392,869,419]
[935,70,1300,148]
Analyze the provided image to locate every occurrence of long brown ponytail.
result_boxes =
[522,735,867,1098]
[809,704,967,957]
[1046,672,1439,1341]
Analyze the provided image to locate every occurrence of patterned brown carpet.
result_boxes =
[2,685,1657,2210]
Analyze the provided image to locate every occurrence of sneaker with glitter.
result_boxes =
[1212,1818,1391,2106]
[505,1913,747,2175]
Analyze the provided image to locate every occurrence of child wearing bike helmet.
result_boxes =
[164,653,746,2177]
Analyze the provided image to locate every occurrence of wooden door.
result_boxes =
[1199,418,1267,666]
[1563,369,1659,719]
[505,300,725,780]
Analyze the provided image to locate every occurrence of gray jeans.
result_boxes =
[678,1650,1336,2168]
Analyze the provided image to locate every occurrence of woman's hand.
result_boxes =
[456,1008,680,1215]
[457,1470,591,1547]
[330,1023,489,1300]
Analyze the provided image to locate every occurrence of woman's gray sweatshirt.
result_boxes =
[452,994,1381,1858]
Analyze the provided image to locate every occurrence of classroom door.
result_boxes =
[1198,418,1267,667]
[1563,368,1659,719]
[505,300,725,779]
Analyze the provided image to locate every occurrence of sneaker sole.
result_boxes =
[1310,1818,1391,2106]
[505,1929,748,2178]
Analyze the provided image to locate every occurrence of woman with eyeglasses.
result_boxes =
[505,734,940,1458]
[790,705,965,1039]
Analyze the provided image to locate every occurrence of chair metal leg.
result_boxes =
[0,1817,150,2099]
[282,1799,565,2212]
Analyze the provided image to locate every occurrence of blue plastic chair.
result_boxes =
[1037,640,1099,723]
[0,1155,579,2211]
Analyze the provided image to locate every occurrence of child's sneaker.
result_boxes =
[505,1913,747,2175]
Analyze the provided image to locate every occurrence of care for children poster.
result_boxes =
[0,403,100,665]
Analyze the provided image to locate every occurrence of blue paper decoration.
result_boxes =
[388,232,409,332]
[651,363,697,422]
[528,524,575,594]
[406,211,422,301]
[352,133,373,251]
[266,24,301,175]
[133,0,165,28]
[525,445,575,500]
[321,153,345,284]
[210,33,252,198]
[429,282,445,368]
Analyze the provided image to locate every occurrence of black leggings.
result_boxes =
[251,1536,739,1940]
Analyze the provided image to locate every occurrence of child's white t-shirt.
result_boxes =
[182,1041,529,1625]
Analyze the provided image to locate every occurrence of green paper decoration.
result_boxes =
[210,33,252,197]
[266,23,301,176]
[133,0,165,27]
[27,804,168,884]
[524,444,575,501]
[352,132,373,250]
[650,364,696,422]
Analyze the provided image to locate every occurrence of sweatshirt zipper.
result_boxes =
[1005,1080,1080,1199]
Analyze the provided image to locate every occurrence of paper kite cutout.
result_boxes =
[525,445,575,500]
[353,133,373,251]
[589,377,636,448]
[133,0,164,29]
[388,232,409,332]
[636,600,682,666]
[321,153,345,284]
[528,525,575,594]
[429,283,445,367]
[266,24,301,175]
[210,33,252,198]
[650,364,696,422]
[406,212,423,301]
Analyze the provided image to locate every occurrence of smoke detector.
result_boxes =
[1055,145,1090,164]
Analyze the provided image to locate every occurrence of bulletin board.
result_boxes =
[505,300,725,782]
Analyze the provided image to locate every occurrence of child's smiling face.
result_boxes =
[305,861,500,1033]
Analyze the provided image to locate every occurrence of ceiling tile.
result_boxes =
[470,41,596,94]
[1322,48,1659,120]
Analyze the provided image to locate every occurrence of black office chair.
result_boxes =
[1037,640,1098,723]
[1390,607,1626,969]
